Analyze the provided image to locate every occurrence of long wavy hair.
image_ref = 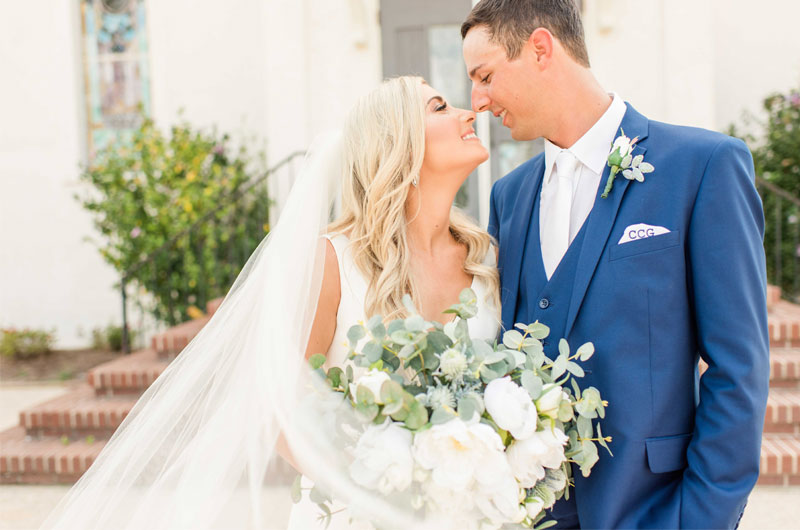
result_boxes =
[328,76,500,320]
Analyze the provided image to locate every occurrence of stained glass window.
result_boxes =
[80,0,151,157]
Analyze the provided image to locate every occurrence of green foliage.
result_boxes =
[78,117,270,325]
[0,328,55,358]
[92,324,138,351]
[731,87,800,297]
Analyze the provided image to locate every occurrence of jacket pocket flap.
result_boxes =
[610,230,680,261]
[645,433,692,473]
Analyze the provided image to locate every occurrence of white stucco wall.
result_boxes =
[0,0,382,349]
[584,0,800,132]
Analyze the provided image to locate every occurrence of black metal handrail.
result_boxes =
[120,150,306,352]
[756,176,800,304]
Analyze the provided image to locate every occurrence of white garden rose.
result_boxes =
[349,420,413,495]
[506,427,569,488]
[612,134,634,158]
[534,383,564,419]
[484,376,538,440]
[474,472,527,524]
[412,418,508,491]
[349,369,391,404]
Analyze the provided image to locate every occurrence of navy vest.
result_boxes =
[515,178,586,526]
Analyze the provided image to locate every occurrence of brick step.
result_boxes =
[758,434,800,486]
[18,385,137,438]
[151,317,210,357]
[764,389,800,434]
[770,347,800,388]
[0,426,104,484]
[87,348,169,396]
[768,298,800,348]
[150,297,223,357]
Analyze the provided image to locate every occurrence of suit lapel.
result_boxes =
[500,156,546,328]
[563,104,650,337]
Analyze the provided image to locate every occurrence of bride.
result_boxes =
[41,76,501,530]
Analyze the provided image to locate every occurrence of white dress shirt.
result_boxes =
[539,94,627,277]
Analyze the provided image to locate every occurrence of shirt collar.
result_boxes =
[543,93,627,183]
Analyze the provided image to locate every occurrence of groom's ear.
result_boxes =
[526,28,554,68]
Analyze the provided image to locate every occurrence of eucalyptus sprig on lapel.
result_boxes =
[601,129,654,198]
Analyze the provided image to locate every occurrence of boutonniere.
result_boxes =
[601,129,654,198]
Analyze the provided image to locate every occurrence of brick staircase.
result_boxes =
[3,289,800,486]
[0,298,222,484]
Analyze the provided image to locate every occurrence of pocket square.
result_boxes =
[618,223,671,244]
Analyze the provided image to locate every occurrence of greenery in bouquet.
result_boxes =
[300,288,611,529]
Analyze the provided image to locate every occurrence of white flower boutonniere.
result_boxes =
[602,129,655,198]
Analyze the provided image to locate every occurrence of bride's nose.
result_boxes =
[461,109,476,123]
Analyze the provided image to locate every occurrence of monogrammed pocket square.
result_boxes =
[618,223,671,244]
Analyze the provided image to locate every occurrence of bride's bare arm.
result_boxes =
[276,239,340,470]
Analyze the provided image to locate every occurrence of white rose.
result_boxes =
[612,134,633,158]
[413,418,508,491]
[349,420,413,495]
[349,369,391,404]
[475,472,527,524]
[525,497,545,518]
[534,383,564,419]
[484,377,538,440]
[506,428,569,488]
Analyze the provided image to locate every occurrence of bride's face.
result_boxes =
[420,83,488,183]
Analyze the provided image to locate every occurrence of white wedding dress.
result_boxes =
[287,233,501,529]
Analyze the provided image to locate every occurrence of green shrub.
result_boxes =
[78,118,271,325]
[91,324,138,351]
[0,328,55,359]
[731,87,800,298]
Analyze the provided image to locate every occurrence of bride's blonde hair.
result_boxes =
[328,76,500,320]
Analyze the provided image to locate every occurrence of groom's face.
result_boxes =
[463,26,543,141]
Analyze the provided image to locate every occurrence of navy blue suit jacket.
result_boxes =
[488,104,770,529]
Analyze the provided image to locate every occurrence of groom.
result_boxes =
[462,1,769,528]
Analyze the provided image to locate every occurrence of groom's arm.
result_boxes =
[682,136,770,529]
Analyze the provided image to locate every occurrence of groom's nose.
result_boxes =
[471,83,491,113]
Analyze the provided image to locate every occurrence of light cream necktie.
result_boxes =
[541,150,578,279]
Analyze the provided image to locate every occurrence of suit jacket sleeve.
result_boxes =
[488,180,501,242]
[681,136,770,529]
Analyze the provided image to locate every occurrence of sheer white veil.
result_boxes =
[40,131,422,529]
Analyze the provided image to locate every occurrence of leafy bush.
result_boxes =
[78,118,271,325]
[91,325,138,352]
[731,88,800,298]
[0,328,55,358]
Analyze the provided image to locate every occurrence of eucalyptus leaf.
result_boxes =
[326,366,342,389]
[570,377,582,400]
[528,321,551,340]
[557,400,574,422]
[521,370,543,399]
[577,415,593,439]
[458,397,477,421]
[503,329,524,350]
[576,342,595,362]
[579,440,599,477]
[308,353,326,370]
[405,399,428,430]
[405,314,427,332]
[310,486,329,504]
[480,366,500,383]
[472,339,493,361]
[386,320,405,335]
[355,402,379,422]
[347,325,365,346]
[356,385,375,405]
[459,287,477,305]
[367,315,386,338]
[431,407,457,425]
[558,338,570,359]
[291,474,302,503]
[596,424,613,456]
[363,341,384,363]
[390,330,413,345]
[552,355,568,380]
[402,294,418,315]
[566,361,585,378]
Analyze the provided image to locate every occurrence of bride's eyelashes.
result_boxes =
[435,102,448,112]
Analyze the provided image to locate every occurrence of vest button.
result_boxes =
[538,298,550,309]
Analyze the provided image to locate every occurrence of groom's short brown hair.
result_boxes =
[461,0,590,67]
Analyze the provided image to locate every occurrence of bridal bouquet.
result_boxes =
[295,288,611,529]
